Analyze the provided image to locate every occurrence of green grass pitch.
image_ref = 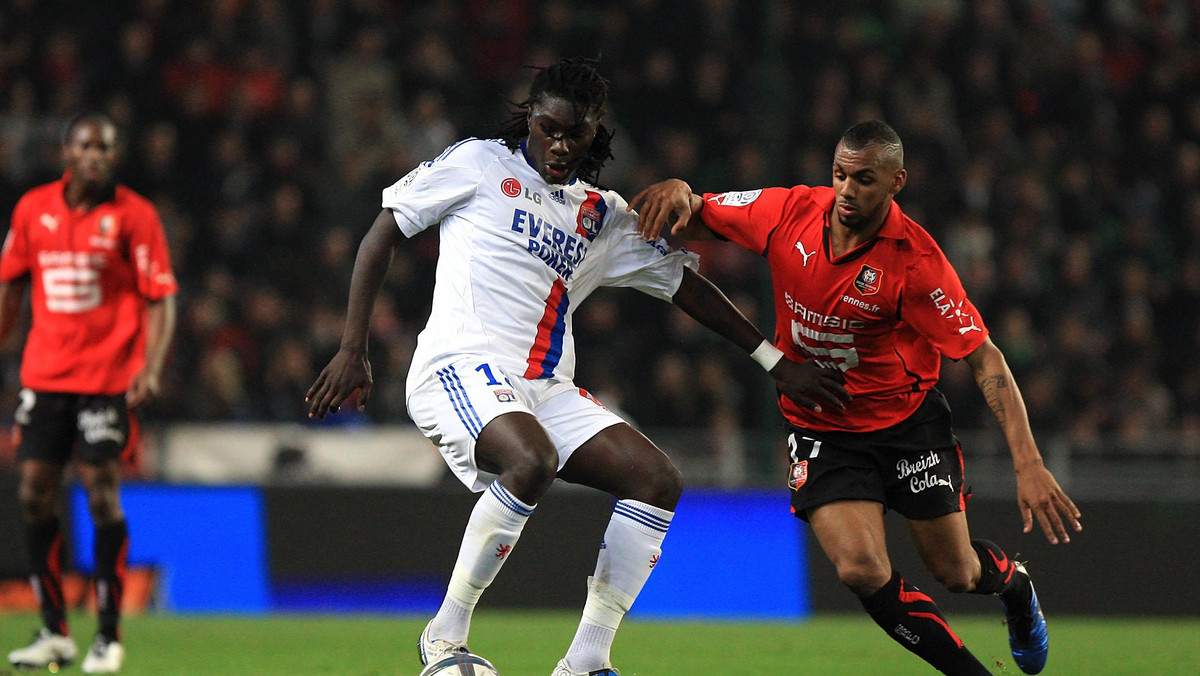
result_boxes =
[1,611,1197,675]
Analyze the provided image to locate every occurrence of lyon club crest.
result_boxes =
[854,264,882,295]
[575,190,607,241]
[788,461,809,490]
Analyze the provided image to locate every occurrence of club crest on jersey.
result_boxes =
[98,215,116,236]
[501,177,522,198]
[575,190,607,241]
[788,461,809,490]
[854,264,882,295]
[493,389,516,403]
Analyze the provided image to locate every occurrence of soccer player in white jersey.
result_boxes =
[307,57,849,676]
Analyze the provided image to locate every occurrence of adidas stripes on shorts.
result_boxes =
[406,354,625,491]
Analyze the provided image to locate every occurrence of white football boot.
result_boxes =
[81,635,125,673]
[552,658,621,675]
[7,628,78,669]
[418,620,469,665]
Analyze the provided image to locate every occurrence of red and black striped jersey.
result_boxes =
[700,185,987,433]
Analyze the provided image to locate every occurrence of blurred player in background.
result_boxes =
[0,112,178,674]
[631,120,1081,675]
[306,57,847,676]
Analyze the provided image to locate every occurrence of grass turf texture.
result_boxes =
[1,611,1197,675]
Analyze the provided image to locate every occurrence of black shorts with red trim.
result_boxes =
[785,390,967,521]
[15,390,132,465]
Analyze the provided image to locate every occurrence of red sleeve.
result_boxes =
[902,248,988,360]
[128,200,178,300]
[0,195,31,282]
[699,187,794,255]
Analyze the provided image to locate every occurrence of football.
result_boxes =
[419,653,500,676]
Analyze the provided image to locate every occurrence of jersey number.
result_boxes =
[787,433,822,462]
[791,319,860,371]
[42,266,101,313]
[475,363,510,386]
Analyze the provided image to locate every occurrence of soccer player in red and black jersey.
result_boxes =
[0,112,178,674]
[631,120,1081,675]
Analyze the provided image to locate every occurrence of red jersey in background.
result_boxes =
[700,185,987,433]
[0,176,178,395]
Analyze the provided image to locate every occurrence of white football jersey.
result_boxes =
[383,138,699,389]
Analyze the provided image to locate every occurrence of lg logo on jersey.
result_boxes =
[501,178,522,197]
[501,177,545,205]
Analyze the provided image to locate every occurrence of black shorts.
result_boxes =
[786,390,966,521]
[15,389,131,465]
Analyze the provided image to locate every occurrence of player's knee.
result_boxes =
[505,448,559,500]
[17,483,57,521]
[610,452,681,509]
[931,563,975,594]
[639,460,682,510]
[836,557,891,597]
[86,487,123,524]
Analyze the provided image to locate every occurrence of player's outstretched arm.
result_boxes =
[307,209,406,419]
[628,179,714,241]
[671,268,850,412]
[128,295,177,408]
[965,337,1082,544]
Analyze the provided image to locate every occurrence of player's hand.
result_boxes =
[1015,462,1082,544]
[628,179,696,240]
[770,358,851,413]
[126,371,162,409]
[306,349,373,419]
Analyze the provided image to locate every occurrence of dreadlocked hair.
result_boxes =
[499,56,615,186]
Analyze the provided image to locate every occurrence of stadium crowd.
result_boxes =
[1,0,1198,477]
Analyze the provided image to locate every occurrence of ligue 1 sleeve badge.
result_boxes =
[788,460,809,490]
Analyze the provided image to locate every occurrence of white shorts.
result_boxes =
[406,355,626,491]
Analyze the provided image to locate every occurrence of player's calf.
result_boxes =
[860,570,992,676]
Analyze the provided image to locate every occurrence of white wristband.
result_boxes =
[750,339,785,372]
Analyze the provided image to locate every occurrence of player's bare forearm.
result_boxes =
[671,267,762,353]
[966,337,1082,542]
[0,277,29,349]
[143,295,177,380]
[127,295,177,407]
[339,209,406,353]
[308,209,402,418]
[671,270,852,412]
[966,338,1040,468]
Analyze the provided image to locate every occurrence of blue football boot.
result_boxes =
[1001,562,1049,674]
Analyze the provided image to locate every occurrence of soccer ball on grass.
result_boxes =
[419,653,500,676]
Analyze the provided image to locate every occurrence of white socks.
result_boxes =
[428,481,534,643]
[565,499,673,670]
